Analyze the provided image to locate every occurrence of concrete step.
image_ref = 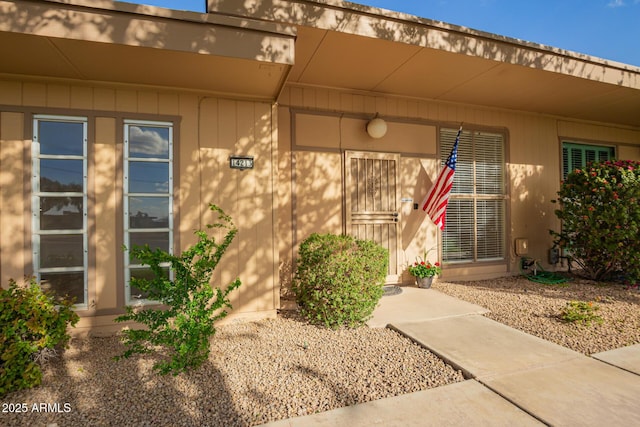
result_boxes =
[367,287,489,328]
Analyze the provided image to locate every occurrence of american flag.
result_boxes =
[420,127,461,230]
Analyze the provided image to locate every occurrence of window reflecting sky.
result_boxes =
[129,126,169,159]
[39,121,83,156]
[129,162,169,193]
[40,159,83,192]
[129,196,169,228]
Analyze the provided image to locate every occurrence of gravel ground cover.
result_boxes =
[3,275,638,426]
[434,275,640,355]
[2,314,464,427]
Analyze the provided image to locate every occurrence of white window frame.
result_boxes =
[123,119,174,305]
[440,127,507,264]
[32,115,88,309]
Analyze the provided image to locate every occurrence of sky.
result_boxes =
[126,0,640,67]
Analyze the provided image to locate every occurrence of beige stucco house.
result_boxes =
[1,0,639,334]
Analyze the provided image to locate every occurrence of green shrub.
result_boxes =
[0,278,79,396]
[115,204,241,375]
[292,233,388,328]
[551,160,640,283]
[559,300,603,326]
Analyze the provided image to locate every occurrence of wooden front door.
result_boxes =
[345,151,401,283]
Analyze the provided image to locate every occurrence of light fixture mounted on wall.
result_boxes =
[366,114,387,139]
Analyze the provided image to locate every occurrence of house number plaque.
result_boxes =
[229,156,254,170]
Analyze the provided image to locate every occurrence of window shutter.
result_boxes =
[571,147,583,170]
[562,142,615,179]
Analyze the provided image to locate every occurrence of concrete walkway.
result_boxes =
[262,287,640,427]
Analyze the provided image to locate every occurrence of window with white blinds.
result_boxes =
[562,142,615,180]
[440,128,506,263]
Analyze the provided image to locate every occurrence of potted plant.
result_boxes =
[408,257,441,289]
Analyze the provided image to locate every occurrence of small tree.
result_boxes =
[115,204,241,375]
[551,160,640,282]
[293,233,388,328]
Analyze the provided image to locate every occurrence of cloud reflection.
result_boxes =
[129,126,169,158]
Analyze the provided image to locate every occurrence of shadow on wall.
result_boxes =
[402,159,432,253]
[280,149,344,296]
[0,113,29,286]
[509,162,557,267]
[178,98,280,316]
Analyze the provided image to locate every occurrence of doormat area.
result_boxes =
[383,285,403,297]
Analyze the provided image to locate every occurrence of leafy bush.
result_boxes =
[0,278,79,396]
[292,233,388,328]
[115,204,241,375]
[551,160,640,283]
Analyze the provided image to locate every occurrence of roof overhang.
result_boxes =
[0,0,295,100]
[210,0,640,127]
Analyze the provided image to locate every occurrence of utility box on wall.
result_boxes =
[515,238,529,256]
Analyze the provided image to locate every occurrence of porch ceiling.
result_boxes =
[289,25,640,128]
[0,0,295,100]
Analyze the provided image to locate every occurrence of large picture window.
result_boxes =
[123,120,173,304]
[441,128,506,264]
[32,115,88,307]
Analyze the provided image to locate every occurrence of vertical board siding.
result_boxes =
[94,88,116,111]
[279,84,639,280]
[0,77,279,325]
[93,117,118,310]
[0,112,27,285]
[0,80,23,105]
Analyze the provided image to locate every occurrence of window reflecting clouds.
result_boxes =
[129,126,169,159]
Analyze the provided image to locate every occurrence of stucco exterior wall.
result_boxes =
[277,84,640,284]
[0,77,280,334]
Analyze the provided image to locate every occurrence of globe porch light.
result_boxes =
[366,116,387,139]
